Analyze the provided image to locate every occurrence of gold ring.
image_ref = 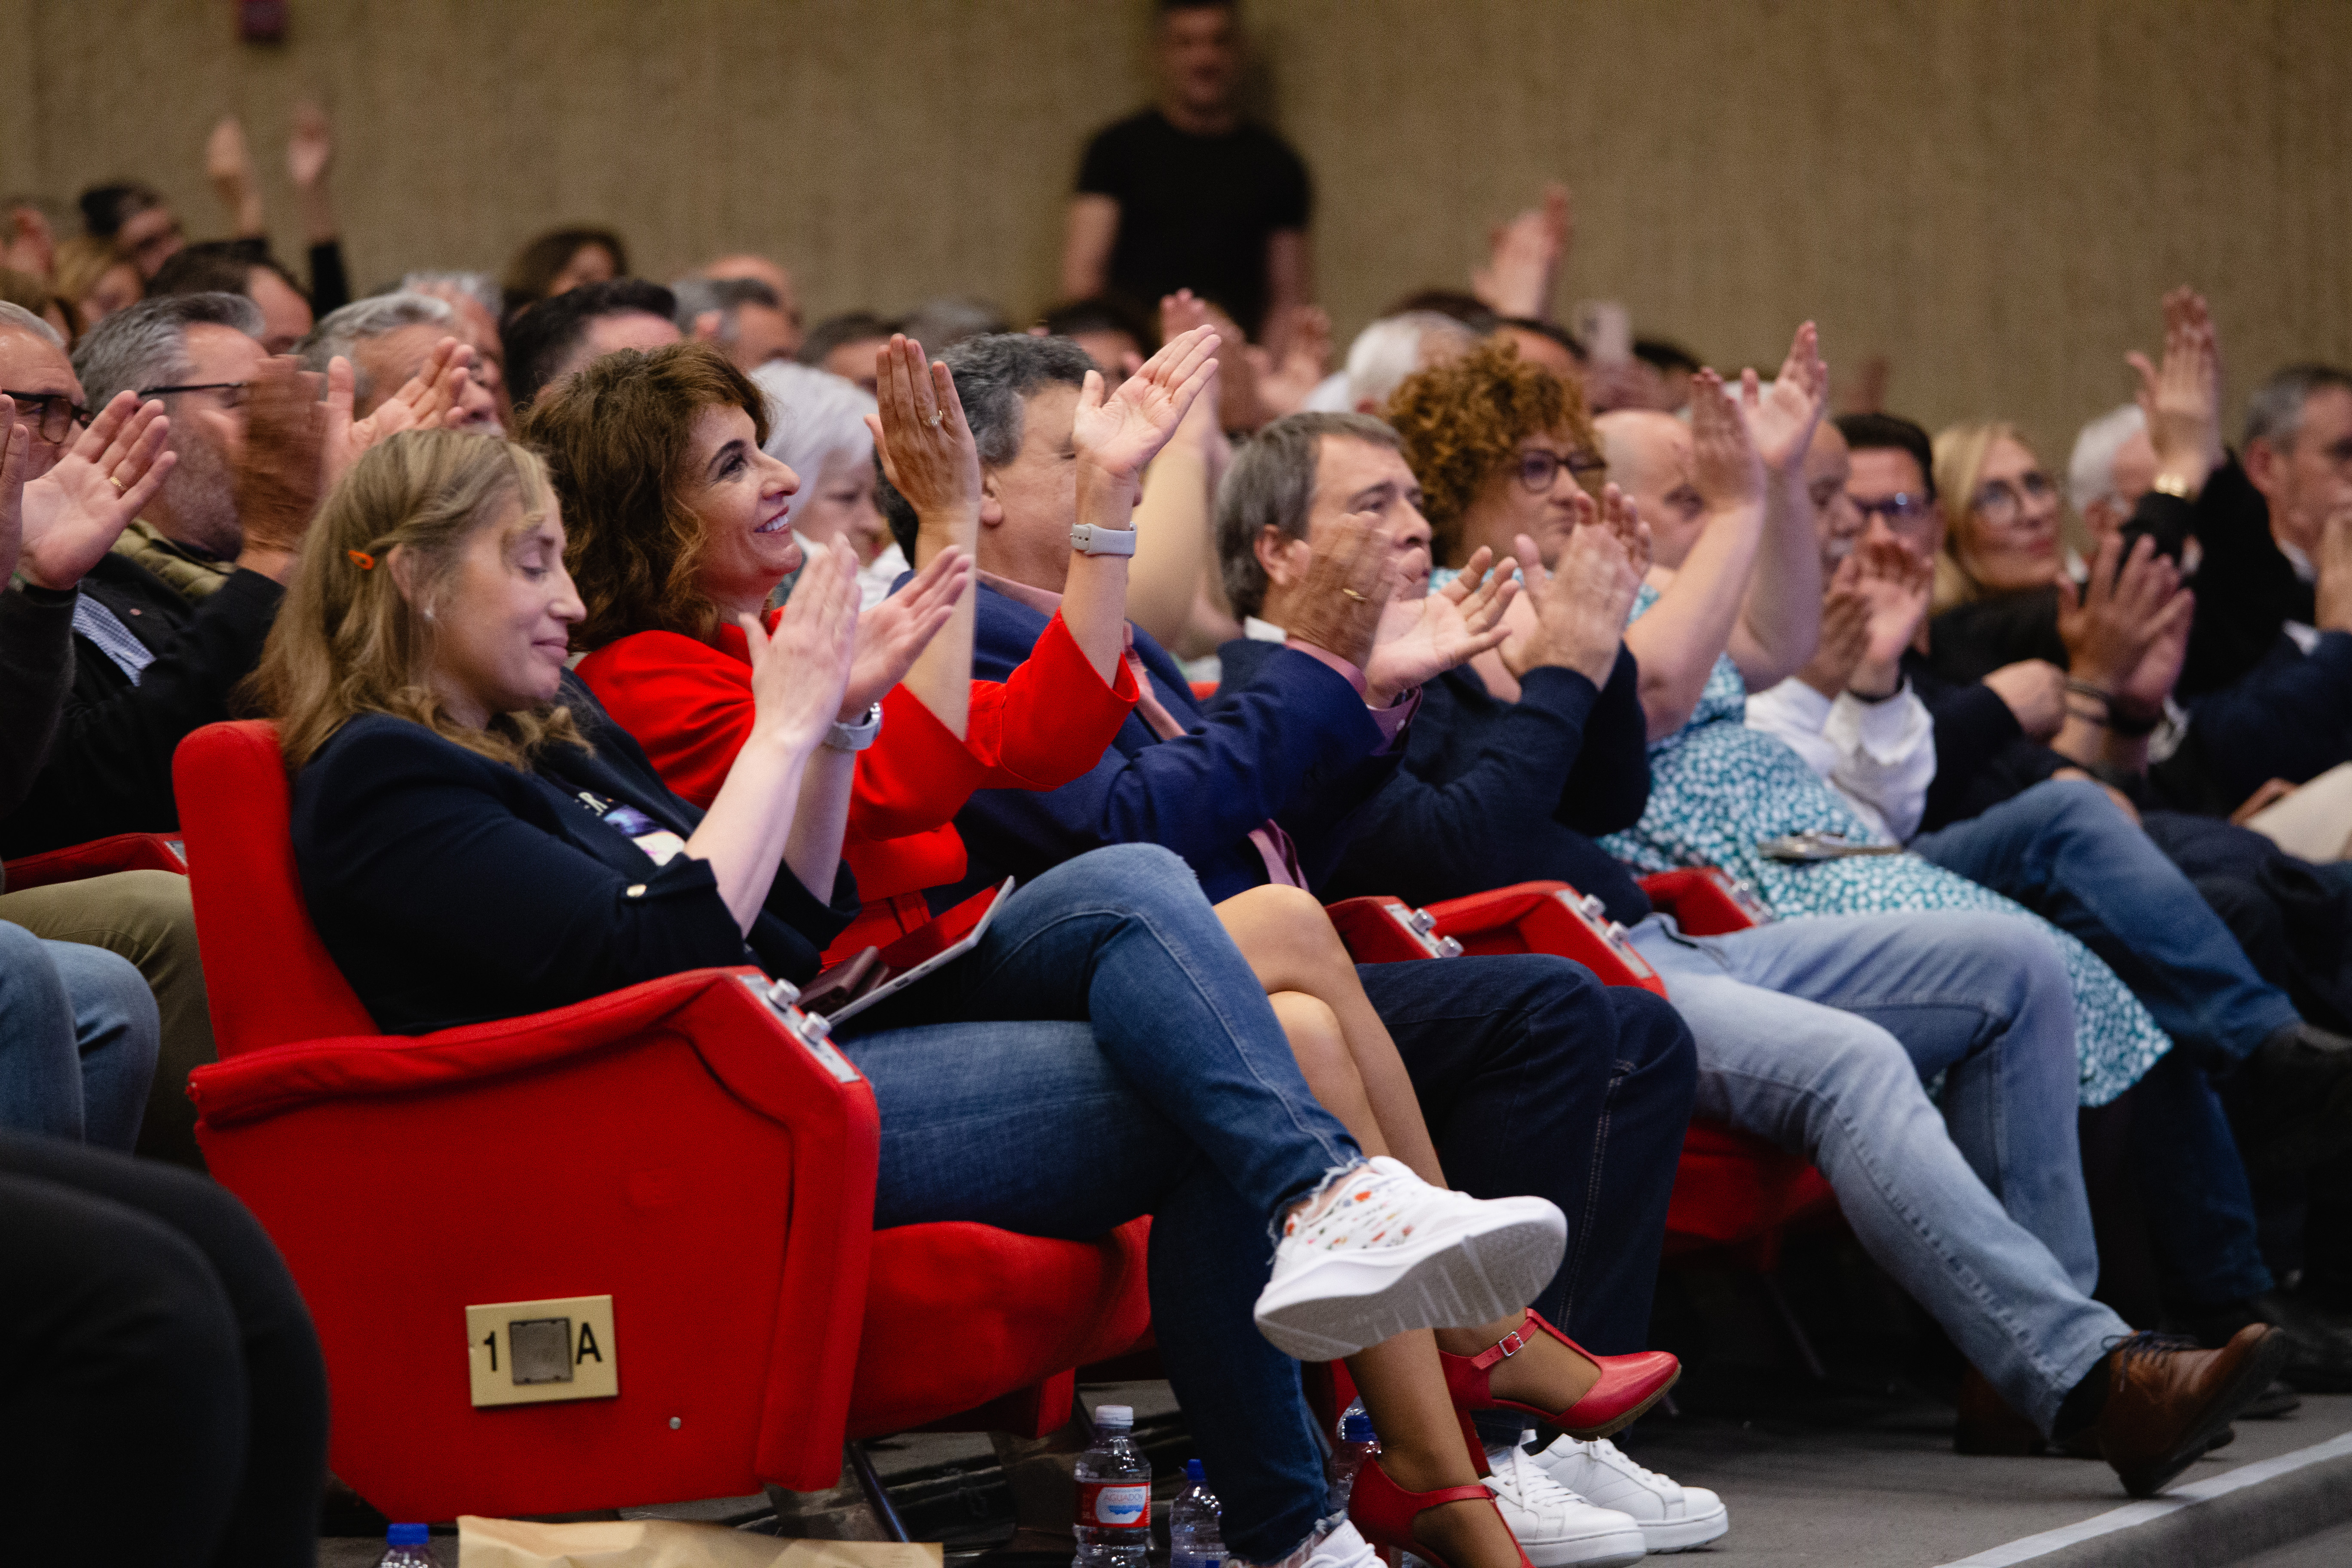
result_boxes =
[106,475,125,493]
[1340,587,1369,602]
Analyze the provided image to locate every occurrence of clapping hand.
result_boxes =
[1073,323,1220,493]
[1737,322,1828,476]
[866,334,981,530]
[326,337,477,490]
[1366,545,1519,704]
[838,545,972,717]
[15,392,176,591]
[1503,484,1647,685]
[747,538,861,754]
[1283,509,1400,672]
[2126,287,2221,495]
[1256,307,1332,421]
[1850,536,1932,672]
[2058,533,2192,710]
[236,357,329,566]
[1688,368,1765,511]
[1796,561,1872,697]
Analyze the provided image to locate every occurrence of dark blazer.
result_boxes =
[293,690,857,1035]
[1314,648,1657,925]
[0,584,75,824]
[2124,457,2313,701]
[952,582,1399,903]
[0,551,283,858]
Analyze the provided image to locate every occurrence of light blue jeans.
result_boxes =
[1629,908,2128,1433]
[0,921,158,1150]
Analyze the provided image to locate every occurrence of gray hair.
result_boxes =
[2067,402,2144,513]
[398,270,501,319]
[1217,412,1401,619]
[875,332,1095,557]
[0,299,63,350]
[671,276,778,344]
[73,292,263,410]
[299,291,456,401]
[1345,312,1479,412]
[752,359,876,494]
[897,296,1008,354]
[2244,363,2352,453]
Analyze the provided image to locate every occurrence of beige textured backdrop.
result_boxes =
[4,0,2346,464]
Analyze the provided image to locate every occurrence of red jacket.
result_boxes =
[576,609,1137,957]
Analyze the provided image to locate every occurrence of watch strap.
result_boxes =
[1070,524,1138,557]
[823,702,884,752]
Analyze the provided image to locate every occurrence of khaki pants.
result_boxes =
[0,871,215,1169]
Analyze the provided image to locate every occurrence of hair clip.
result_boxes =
[347,549,377,570]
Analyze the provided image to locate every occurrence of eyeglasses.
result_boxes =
[1973,470,2056,526]
[137,381,250,410]
[1850,491,1936,527]
[1,390,91,445]
[1515,448,1608,494]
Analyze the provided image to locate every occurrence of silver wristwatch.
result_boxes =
[823,702,883,752]
[1069,524,1138,557]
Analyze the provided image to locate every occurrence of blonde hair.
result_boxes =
[253,429,585,771]
[1929,419,2031,614]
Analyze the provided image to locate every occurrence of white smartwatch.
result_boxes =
[823,702,883,752]
[1070,524,1138,557]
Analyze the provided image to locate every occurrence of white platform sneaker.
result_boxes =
[1253,1156,1567,1361]
[1481,1438,1648,1568]
[1528,1435,1727,1554]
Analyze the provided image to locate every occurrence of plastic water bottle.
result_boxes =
[376,1522,435,1567]
[1326,1400,1380,1514]
[1073,1403,1152,1568]
[1168,1458,1225,1568]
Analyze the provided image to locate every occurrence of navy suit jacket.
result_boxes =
[294,676,857,1034]
[952,583,1401,902]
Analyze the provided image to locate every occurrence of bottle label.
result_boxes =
[1079,1482,1151,1529]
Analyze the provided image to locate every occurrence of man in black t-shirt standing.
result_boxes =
[1061,0,1312,347]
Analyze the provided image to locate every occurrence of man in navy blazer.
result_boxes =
[879,336,1698,1402]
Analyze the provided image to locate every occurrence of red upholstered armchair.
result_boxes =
[174,721,1151,1521]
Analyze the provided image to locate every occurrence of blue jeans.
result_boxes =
[839,846,1357,1563]
[1911,779,2290,1309]
[0,922,159,1151]
[1629,909,2128,1434]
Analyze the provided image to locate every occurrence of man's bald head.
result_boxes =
[1596,408,1707,568]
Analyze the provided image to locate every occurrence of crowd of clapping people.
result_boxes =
[6,3,2352,1563]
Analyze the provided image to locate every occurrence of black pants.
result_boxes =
[1362,953,1697,1440]
[0,1133,328,1566]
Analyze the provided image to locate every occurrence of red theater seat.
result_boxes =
[174,720,1151,1521]
[2,830,187,891]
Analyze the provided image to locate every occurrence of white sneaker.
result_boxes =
[1234,1518,1381,1568]
[1529,1436,1726,1554]
[1483,1439,1648,1568]
[1253,1157,1567,1361]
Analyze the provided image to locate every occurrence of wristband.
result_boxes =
[823,703,883,752]
[2109,705,2162,738]
[1846,679,1903,704]
[1070,524,1138,557]
[2064,678,2115,709]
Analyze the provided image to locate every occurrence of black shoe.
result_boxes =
[2241,1379,2304,1419]
[2177,1290,2352,1394]
[2228,1023,2352,1175]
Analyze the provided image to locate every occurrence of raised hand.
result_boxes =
[16,392,175,591]
[1688,368,1765,510]
[1795,558,1871,698]
[288,99,334,190]
[1504,505,1642,686]
[1850,535,1932,670]
[1596,480,1654,579]
[865,334,981,529]
[1738,321,1828,475]
[205,115,264,235]
[1471,183,1572,319]
[236,357,328,567]
[1256,306,1332,420]
[2115,585,2194,722]
[2057,533,2185,694]
[1366,545,1519,703]
[1283,509,1397,672]
[747,538,861,753]
[839,545,972,715]
[2126,286,2221,495]
[329,337,477,488]
[1073,324,1219,489]
[0,397,28,584]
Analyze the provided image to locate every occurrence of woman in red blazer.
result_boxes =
[534,333,1214,959]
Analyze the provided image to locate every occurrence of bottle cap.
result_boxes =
[1095,1403,1135,1428]
[388,1523,430,1545]
[1186,1458,1204,1483]
[1341,1410,1376,1442]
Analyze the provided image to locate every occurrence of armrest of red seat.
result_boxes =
[3,831,186,891]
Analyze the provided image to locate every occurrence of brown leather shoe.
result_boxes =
[2091,1325,2288,1497]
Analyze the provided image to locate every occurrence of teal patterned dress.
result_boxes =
[1599,586,2171,1106]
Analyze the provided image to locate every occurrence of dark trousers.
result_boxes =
[1360,953,1697,1441]
[0,1133,328,1568]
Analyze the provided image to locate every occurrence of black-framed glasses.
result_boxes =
[1,390,91,445]
[1515,448,1608,493]
[1973,470,2056,527]
[137,381,250,410]
[1851,491,1936,526]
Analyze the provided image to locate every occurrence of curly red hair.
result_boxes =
[1385,337,1599,565]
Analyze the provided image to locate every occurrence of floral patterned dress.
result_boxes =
[1599,586,2170,1106]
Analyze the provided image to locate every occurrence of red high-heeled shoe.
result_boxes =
[1346,1451,1531,1568]
[1439,1309,1679,1440]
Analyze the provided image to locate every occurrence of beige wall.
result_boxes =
[6,0,2347,465]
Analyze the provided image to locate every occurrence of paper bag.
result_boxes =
[458,1515,945,1568]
